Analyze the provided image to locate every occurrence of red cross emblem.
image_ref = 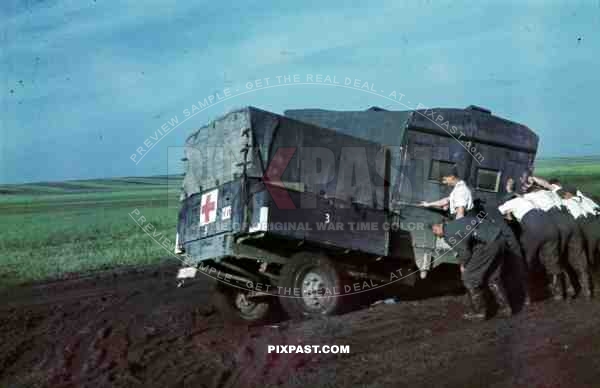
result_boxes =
[200,189,218,226]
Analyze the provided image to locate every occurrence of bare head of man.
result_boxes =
[441,166,460,187]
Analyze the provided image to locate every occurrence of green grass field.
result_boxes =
[0,176,182,287]
[0,157,599,288]
[534,156,600,196]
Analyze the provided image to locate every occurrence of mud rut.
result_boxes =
[2,263,600,388]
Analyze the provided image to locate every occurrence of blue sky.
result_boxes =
[2,0,599,184]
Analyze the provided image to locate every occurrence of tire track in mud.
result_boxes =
[0,264,268,388]
[47,293,137,387]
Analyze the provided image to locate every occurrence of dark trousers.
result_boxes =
[547,208,571,255]
[520,210,562,275]
[462,238,504,290]
[499,220,524,261]
[579,216,600,265]
[499,218,528,292]
[546,208,588,270]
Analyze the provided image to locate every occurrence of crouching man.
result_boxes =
[432,215,511,321]
[497,194,563,302]
[528,177,593,299]
[558,186,595,298]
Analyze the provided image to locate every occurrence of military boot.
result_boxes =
[489,282,512,317]
[463,288,487,321]
[550,273,565,301]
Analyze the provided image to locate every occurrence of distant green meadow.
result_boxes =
[534,156,600,196]
[0,177,182,287]
[0,158,599,287]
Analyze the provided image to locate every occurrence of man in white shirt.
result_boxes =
[549,179,599,266]
[562,192,589,220]
[574,190,600,265]
[419,167,473,219]
[498,195,563,301]
[576,189,600,216]
[527,177,592,298]
[548,178,599,215]
[560,186,598,273]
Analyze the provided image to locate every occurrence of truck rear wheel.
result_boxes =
[279,252,346,319]
[213,284,273,325]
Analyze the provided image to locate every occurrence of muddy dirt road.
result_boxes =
[2,264,600,388]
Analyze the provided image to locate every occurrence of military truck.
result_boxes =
[175,105,538,322]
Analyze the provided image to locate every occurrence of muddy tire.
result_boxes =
[212,284,273,325]
[279,252,347,319]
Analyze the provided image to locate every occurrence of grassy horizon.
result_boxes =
[0,177,182,288]
[535,157,600,197]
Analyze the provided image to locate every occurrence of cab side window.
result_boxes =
[428,160,456,182]
[476,168,502,192]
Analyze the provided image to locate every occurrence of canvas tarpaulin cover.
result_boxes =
[182,107,389,210]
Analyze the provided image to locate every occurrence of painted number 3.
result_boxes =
[324,212,331,224]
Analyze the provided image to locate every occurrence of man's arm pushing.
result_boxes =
[529,176,557,190]
[419,197,449,208]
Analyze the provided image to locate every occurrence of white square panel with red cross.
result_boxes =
[199,189,218,226]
